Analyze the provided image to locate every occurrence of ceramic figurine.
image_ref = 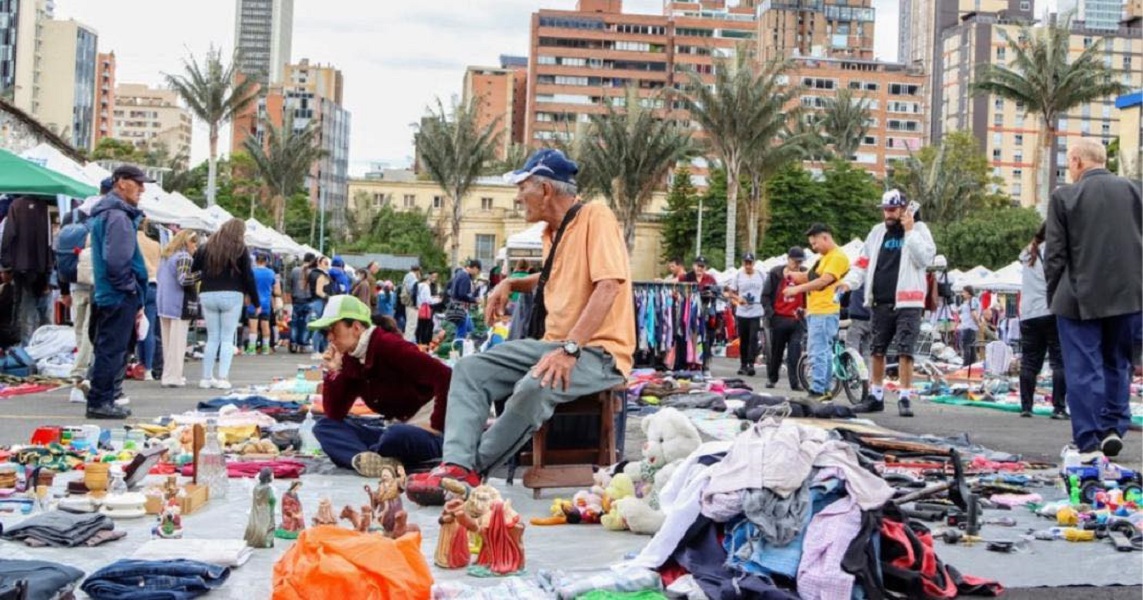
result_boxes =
[312,497,337,526]
[275,481,305,539]
[364,462,418,539]
[434,497,472,569]
[151,500,183,539]
[441,479,526,576]
[339,504,373,533]
[243,467,277,548]
[163,475,179,502]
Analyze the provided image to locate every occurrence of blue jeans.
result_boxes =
[135,282,158,371]
[313,417,443,471]
[309,298,327,353]
[80,559,230,600]
[1057,312,1141,452]
[88,297,138,410]
[289,299,312,348]
[807,314,840,395]
[200,291,244,381]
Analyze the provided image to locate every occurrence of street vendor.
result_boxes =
[308,295,450,476]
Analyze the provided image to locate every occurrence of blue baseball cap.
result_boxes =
[880,189,908,208]
[99,177,114,194]
[504,148,578,186]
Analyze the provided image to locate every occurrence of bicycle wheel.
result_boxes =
[838,351,870,405]
[796,353,811,392]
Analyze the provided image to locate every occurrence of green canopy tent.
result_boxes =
[0,148,98,198]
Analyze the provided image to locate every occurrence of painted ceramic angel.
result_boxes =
[276,481,305,539]
[244,467,276,548]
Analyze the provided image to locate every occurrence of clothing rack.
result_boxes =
[632,281,708,370]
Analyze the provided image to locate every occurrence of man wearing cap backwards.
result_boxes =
[762,247,808,390]
[784,223,849,402]
[837,189,935,417]
[84,165,154,419]
[407,149,634,502]
[309,296,451,475]
[726,253,766,376]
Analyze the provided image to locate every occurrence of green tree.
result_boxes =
[661,167,699,264]
[971,19,1128,212]
[573,88,693,251]
[482,143,531,176]
[416,97,503,266]
[819,88,872,160]
[760,163,824,259]
[933,206,1042,270]
[91,138,145,162]
[820,159,881,244]
[283,192,318,244]
[244,116,327,231]
[165,46,260,207]
[890,131,1009,226]
[696,169,728,269]
[342,205,447,274]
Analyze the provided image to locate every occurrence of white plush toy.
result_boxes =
[613,407,702,535]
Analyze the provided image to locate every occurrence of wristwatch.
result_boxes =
[561,340,581,359]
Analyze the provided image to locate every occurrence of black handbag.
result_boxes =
[181,284,201,320]
[527,202,583,340]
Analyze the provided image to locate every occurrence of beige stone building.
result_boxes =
[347,173,668,280]
[113,83,192,159]
[1117,91,1142,178]
[37,19,98,150]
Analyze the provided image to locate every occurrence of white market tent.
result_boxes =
[506,222,546,252]
[21,143,95,186]
[976,260,1022,293]
[244,218,305,256]
[954,265,995,292]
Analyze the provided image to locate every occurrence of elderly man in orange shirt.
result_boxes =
[408,149,634,503]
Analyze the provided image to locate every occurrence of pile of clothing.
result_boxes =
[0,559,85,600]
[0,510,124,547]
[81,559,230,600]
[626,371,859,422]
[628,419,1003,599]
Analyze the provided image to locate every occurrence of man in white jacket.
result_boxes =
[837,189,936,417]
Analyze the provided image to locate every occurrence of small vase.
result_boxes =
[84,462,110,495]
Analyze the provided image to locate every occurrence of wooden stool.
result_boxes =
[521,386,626,499]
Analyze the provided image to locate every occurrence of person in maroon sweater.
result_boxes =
[309,295,450,476]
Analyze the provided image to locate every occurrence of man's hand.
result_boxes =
[59,295,72,308]
[900,208,915,232]
[835,282,850,294]
[484,281,511,324]
[532,349,577,391]
[783,284,803,298]
[322,347,343,373]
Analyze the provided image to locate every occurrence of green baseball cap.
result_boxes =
[307,295,373,330]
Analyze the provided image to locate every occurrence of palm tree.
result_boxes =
[244,116,327,231]
[676,52,793,269]
[572,88,693,252]
[483,143,532,176]
[972,19,1128,213]
[416,97,503,266]
[165,46,259,207]
[819,88,871,160]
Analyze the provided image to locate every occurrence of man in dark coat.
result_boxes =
[0,195,53,344]
[1045,138,1143,461]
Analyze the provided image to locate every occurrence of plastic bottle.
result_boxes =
[108,466,127,496]
[298,408,320,456]
[1061,446,1081,470]
[197,419,228,500]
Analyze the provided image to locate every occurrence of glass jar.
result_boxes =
[197,418,228,500]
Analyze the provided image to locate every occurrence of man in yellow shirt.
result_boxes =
[784,223,849,400]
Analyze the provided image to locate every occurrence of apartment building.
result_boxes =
[756,0,876,62]
[347,174,669,279]
[234,0,293,87]
[1,0,54,115]
[462,56,529,160]
[1059,0,1129,30]
[113,83,192,159]
[939,11,1142,207]
[93,52,115,147]
[38,19,97,150]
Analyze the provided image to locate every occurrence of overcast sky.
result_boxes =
[54,0,1051,176]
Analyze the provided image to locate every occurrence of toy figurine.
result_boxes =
[275,481,305,539]
[312,497,337,526]
[244,467,276,548]
[152,499,183,539]
[365,462,418,539]
[441,479,525,576]
[163,475,179,502]
[434,497,471,569]
[339,505,373,533]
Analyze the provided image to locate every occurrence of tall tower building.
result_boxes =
[39,19,97,150]
[756,0,876,62]
[1059,0,1128,30]
[234,0,293,86]
[93,51,115,147]
[462,56,529,160]
[1,0,55,115]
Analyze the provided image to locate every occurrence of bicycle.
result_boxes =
[796,326,870,404]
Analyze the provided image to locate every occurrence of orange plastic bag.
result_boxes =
[272,525,432,600]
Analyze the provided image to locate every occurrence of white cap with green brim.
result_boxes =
[307,295,372,331]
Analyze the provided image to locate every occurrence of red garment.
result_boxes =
[772,277,804,318]
[180,459,306,479]
[322,327,450,432]
[880,518,1003,598]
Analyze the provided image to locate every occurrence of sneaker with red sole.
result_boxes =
[406,463,481,506]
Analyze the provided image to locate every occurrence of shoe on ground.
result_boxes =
[86,404,132,420]
[244,345,256,356]
[69,386,86,404]
[1101,433,1123,458]
[1050,411,1069,420]
[143,372,154,382]
[352,452,392,478]
[213,380,232,391]
[1078,449,1105,464]
[853,395,884,413]
[114,395,130,407]
[1019,410,1033,418]
[898,398,914,417]
[199,379,215,389]
[310,352,323,361]
[261,347,274,356]
[765,381,776,389]
[737,368,747,376]
[806,391,833,404]
[746,367,756,377]
[406,464,481,506]
[289,344,298,354]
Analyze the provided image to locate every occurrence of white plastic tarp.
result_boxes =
[506,222,546,250]
[243,218,279,250]
[203,205,235,230]
[20,144,97,186]
[976,261,1022,293]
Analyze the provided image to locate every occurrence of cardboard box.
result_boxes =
[145,484,210,515]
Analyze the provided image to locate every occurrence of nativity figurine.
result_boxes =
[340,505,373,533]
[312,497,337,526]
[151,499,183,539]
[243,467,276,548]
[275,480,305,539]
[364,462,418,539]
[441,478,525,576]
[434,497,472,569]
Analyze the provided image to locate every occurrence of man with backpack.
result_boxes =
[445,259,481,339]
[329,256,351,295]
[401,264,421,340]
[57,184,108,387]
[286,252,315,354]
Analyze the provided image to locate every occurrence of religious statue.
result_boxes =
[243,467,276,548]
[339,505,373,533]
[364,462,418,539]
[434,497,472,569]
[275,481,305,539]
[440,478,525,576]
[312,497,337,526]
[151,500,183,539]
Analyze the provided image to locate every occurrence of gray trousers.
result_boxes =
[846,318,873,366]
[442,339,626,474]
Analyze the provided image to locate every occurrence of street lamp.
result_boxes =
[318,184,326,256]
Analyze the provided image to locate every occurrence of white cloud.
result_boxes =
[55,0,909,176]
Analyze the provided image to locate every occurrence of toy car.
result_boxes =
[1062,461,1143,506]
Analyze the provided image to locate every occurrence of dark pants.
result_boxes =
[88,298,137,410]
[136,282,158,371]
[1057,312,1141,452]
[289,300,311,348]
[736,316,761,370]
[1019,315,1067,414]
[767,315,803,390]
[313,417,443,471]
[959,329,978,367]
[415,317,434,345]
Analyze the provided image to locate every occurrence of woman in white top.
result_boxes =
[414,276,436,345]
[1018,223,1068,419]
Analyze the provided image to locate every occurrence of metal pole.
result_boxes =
[696,194,703,258]
[319,187,326,256]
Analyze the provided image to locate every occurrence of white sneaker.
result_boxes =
[199,379,215,389]
[143,372,154,381]
[310,352,323,360]
[114,395,130,406]
[68,386,86,404]
[213,380,232,390]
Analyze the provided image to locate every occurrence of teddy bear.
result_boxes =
[611,407,701,535]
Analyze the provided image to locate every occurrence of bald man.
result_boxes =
[1045,138,1142,462]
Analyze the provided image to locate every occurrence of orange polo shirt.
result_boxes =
[541,202,635,376]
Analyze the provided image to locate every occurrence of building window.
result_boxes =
[992,148,1002,160]
[1058,117,1068,130]
[1012,183,1022,197]
[1101,123,1110,136]
[997,47,1006,61]
[372,193,386,207]
[861,135,877,146]
[1082,37,1092,48]
[513,198,523,212]
[403,194,415,208]
[1124,56,1132,70]
[994,98,1003,112]
[993,113,1003,126]
[1013,168,1022,179]
[1102,104,1112,119]
[480,197,494,210]
[1014,134,1023,146]
[1015,113,1024,127]
[1014,151,1023,163]
[475,234,496,267]
[1019,1,1030,10]
[432,195,443,209]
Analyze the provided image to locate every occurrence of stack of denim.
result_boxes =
[0,510,117,547]
[81,559,230,600]
[0,559,85,600]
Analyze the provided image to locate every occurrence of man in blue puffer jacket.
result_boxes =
[85,166,151,419]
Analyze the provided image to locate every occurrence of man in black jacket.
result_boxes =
[761,247,807,390]
[1045,138,1142,460]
